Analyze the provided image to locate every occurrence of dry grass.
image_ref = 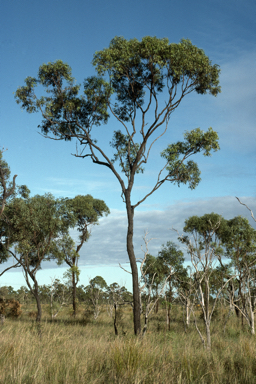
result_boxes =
[0,304,255,383]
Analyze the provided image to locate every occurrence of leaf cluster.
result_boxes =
[161,128,220,190]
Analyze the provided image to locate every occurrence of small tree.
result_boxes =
[46,277,71,319]
[157,241,187,330]
[176,267,195,330]
[56,195,109,317]
[0,193,73,323]
[107,282,130,335]
[0,150,30,276]
[141,253,165,314]
[218,215,256,335]
[85,276,108,320]
[0,150,17,218]
[176,213,233,350]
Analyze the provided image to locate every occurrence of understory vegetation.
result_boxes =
[0,303,256,384]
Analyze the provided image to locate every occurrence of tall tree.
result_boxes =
[15,36,221,334]
[56,194,110,317]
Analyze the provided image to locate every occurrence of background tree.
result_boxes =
[0,150,17,218]
[0,193,73,322]
[16,285,30,305]
[218,215,256,334]
[15,36,221,334]
[56,195,110,317]
[0,151,30,276]
[176,266,195,330]
[85,276,108,320]
[107,282,130,335]
[141,253,165,314]
[157,241,186,330]
[177,212,233,350]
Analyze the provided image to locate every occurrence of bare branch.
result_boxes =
[236,196,256,222]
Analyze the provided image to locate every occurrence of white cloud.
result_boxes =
[65,195,256,266]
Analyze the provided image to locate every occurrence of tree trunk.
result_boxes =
[114,303,118,335]
[155,292,159,314]
[205,320,211,350]
[250,313,255,335]
[125,195,141,335]
[72,260,77,317]
[142,313,148,335]
[167,300,171,331]
[34,286,42,323]
[186,297,190,326]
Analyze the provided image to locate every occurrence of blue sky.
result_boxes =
[0,0,255,293]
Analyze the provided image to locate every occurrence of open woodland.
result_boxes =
[1,35,256,383]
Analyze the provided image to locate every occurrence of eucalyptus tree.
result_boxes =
[15,36,221,334]
[85,276,108,319]
[0,150,17,218]
[0,193,73,322]
[218,216,256,334]
[141,253,165,313]
[177,213,233,350]
[0,151,30,276]
[157,241,187,329]
[55,194,110,317]
[107,282,130,335]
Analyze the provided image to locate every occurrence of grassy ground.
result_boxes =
[0,303,255,383]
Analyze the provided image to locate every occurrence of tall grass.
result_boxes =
[0,304,255,383]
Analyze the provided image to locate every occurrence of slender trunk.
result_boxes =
[165,293,171,331]
[167,286,172,331]
[50,290,53,320]
[186,297,190,326]
[33,281,42,323]
[72,259,77,317]
[155,296,159,314]
[142,313,148,335]
[250,313,255,335]
[205,279,211,350]
[206,320,211,350]
[125,194,141,335]
[167,301,171,331]
[114,303,118,335]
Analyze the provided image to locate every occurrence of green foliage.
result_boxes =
[1,193,72,270]
[219,216,256,266]
[15,61,113,140]
[161,128,220,190]
[92,36,221,101]
[89,276,108,290]
[142,254,164,290]
[157,242,187,299]
[180,212,227,256]
[63,266,81,286]
[14,36,220,184]
[0,152,29,222]
[65,194,110,235]
[0,152,11,186]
